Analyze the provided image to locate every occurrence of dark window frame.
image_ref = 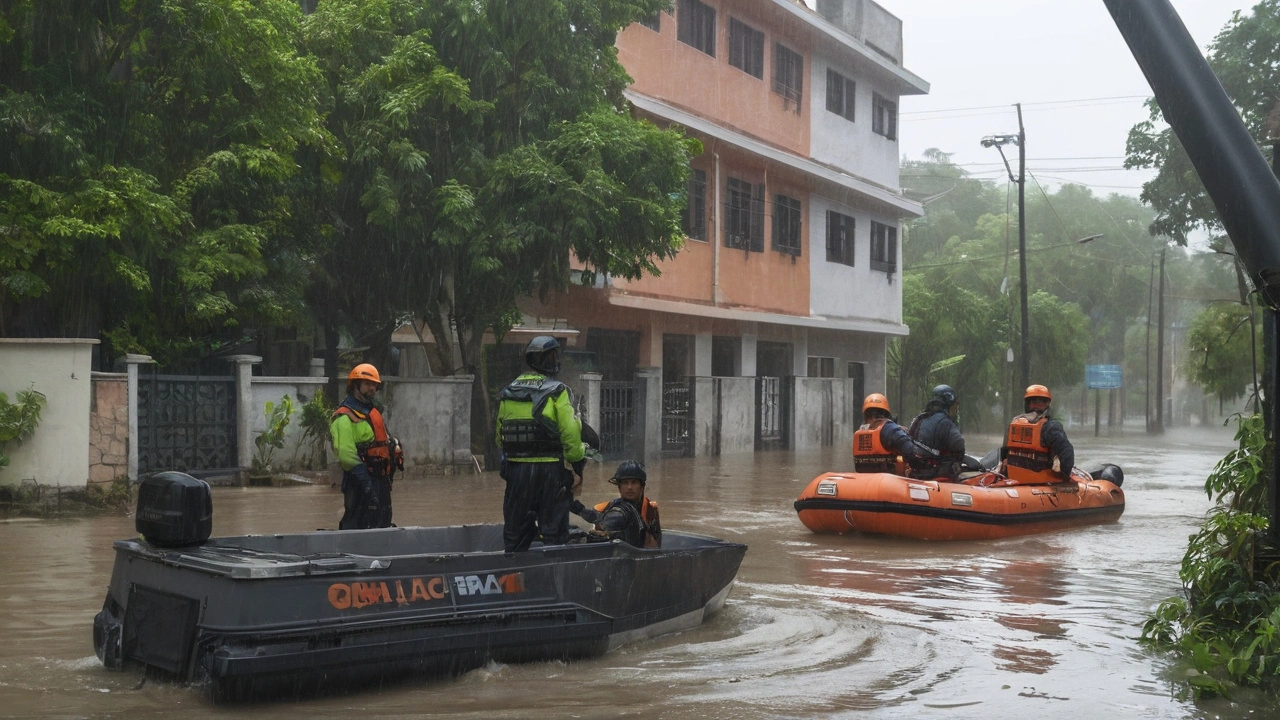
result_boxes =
[724,177,764,253]
[772,194,802,256]
[640,12,660,31]
[728,18,765,79]
[825,69,856,122]
[772,42,803,113]
[684,168,707,241]
[870,220,898,272]
[677,0,716,57]
[872,92,898,140]
[826,210,855,266]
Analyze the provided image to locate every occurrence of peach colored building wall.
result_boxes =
[618,5,811,157]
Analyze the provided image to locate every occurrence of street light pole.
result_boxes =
[1016,104,1029,391]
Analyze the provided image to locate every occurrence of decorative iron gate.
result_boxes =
[137,370,237,475]
[599,381,637,459]
[755,376,790,450]
[661,380,692,457]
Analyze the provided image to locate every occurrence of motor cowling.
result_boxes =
[136,471,213,547]
[1090,464,1125,488]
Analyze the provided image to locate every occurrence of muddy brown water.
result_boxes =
[0,425,1267,718]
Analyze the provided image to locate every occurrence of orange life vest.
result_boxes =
[594,496,658,526]
[333,405,402,477]
[1005,412,1057,484]
[853,419,899,474]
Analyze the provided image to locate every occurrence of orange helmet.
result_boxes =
[348,363,382,385]
[863,393,891,417]
[1024,384,1051,402]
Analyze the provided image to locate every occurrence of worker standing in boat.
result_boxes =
[853,393,929,474]
[496,336,586,552]
[1004,384,1075,483]
[330,363,403,530]
[906,384,966,479]
[571,460,662,548]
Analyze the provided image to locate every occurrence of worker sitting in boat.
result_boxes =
[906,384,966,480]
[1003,384,1075,484]
[853,393,931,474]
[570,461,661,548]
[330,363,403,530]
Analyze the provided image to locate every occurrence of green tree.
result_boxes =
[0,0,325,363]
[303,0,693,458]
[1124,1,1280,244]
[1183,302,1261,409]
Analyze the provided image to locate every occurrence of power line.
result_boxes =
[901,95,1149,117]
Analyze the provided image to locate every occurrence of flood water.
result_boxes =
[1,424,1266,718]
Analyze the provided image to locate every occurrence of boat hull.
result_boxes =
[794,471,1125,541]
[92,524,745,700]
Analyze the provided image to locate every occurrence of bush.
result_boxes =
[252,395,295,474]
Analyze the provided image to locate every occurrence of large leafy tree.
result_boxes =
[1125,1,1280,245]
[0,0,325,362]
[1183,302,1262,409]
[303,0,693,456]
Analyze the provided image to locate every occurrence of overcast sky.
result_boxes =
[885,0,1250,200]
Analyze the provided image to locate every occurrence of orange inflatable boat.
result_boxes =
[793,465,1125,541]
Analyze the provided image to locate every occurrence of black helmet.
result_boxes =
[610,460,647,486]
[930,384,956,408]
[524,336,561,375]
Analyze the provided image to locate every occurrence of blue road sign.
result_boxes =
[1086,364,1123,389]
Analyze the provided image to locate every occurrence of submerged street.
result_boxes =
[0,424,1259,719]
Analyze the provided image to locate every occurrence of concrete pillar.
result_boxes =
[694,332,713,377]
[636,367,663,460]
[792,327,809,376]
[580,372,602,436]
[309,358,326,377]
[740,332,758,377]
[226,355,262,471]
[124,353,153,483]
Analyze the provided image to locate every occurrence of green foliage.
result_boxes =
[295,390,333,470]
[252,395,295,474]
[1183,302,1260,405]
[1142,414,1280,697]
[1125,1,1280,243]
[0,385,45,469]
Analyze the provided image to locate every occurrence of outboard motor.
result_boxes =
[1089,464,1125,488]
[136,471,213,547]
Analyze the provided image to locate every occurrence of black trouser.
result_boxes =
[339,472,393,530]
[500,460,573,552]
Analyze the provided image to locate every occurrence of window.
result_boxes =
[870,221,897,272]
[728,18,764,79]
[826,210,855,266]
[807,356,835,378]
[825,69,856,122]
[772,195,802,256]
[678,0,716,57]
[684,168,707,241]
[848,361,865,402]
[724,177,764,252]
[872,92,898,140]
[640,12,660,31]
[773,43,803,112]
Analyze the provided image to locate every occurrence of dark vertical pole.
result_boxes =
[1095,388,1101,437]
[1269,141,1280,544]
[1155,246,1167,433]
[1017,104,1030,391]
[1145,254,1156,432]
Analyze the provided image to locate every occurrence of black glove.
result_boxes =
[570,499,601,524]
[572,459,586,478]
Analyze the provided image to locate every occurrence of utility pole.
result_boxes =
[1155,245,1167,433]
[1016,104,1029,391]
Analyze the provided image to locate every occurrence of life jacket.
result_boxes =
[906,411,961,479]
[332,404,403,477]
[593,496,659,547]
[497,375,568,459]
[853,419,899,474]
[1005,412,1058,484]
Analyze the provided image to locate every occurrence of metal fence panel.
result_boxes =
[599,381,637,459]
[661,381,692,457]
[138,371,237,474]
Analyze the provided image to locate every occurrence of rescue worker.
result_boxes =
[495,336,586,552]
[571,460,661,548]
[330,363,403,530]
[907,384,966,479]
[1004,384,1075,483]
[853,393,931,474]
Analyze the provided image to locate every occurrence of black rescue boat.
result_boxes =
[92,472,746,700]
